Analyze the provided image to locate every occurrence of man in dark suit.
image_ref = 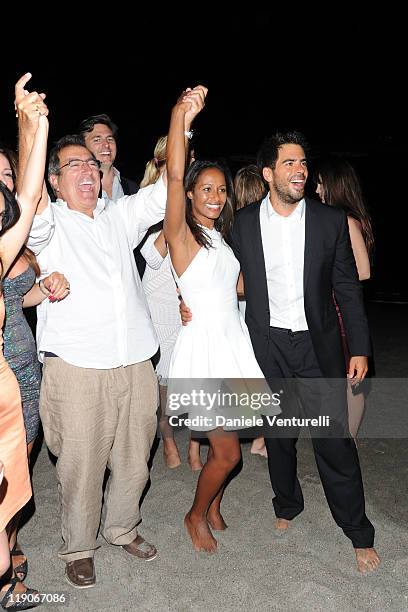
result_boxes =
[229,131,380,573]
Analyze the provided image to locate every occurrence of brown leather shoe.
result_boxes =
[65,557,96,589]
[122,535,157,561]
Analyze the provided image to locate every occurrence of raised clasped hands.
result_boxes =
[177,85,208,129]
[15,72,49,130]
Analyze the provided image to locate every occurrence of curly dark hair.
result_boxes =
[184,160,235,249]
[257,131,309,170]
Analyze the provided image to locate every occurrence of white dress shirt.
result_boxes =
[260,195,308,331]
[101,166,124,202]
[28,177,166,368]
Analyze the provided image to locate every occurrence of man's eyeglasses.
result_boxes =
[58,158,101,172]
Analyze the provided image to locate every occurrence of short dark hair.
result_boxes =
[48,134,95,178]
[257,131,309,170]
[78,114,118,138]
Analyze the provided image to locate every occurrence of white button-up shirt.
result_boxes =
[28,177,166,368]
[101,166,124,202]
[260,195,308,331]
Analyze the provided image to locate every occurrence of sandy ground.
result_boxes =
[17,303,408,611]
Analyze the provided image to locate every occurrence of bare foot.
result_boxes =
[355,547,381,574]
[188,456,204,471]
[163,440,181,469]
[250,437,267,456]
[188,442,203,471]
[250,444,268,458]
[184,512,217,553]
[276,518,290,530]
[207,509,228,531]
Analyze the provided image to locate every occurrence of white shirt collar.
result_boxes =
[55,196,107,219]
[112,166,121,180]
[264,194,305,220]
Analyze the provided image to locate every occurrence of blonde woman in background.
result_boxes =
[140,136,202,470]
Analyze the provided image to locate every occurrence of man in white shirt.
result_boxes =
[20,93,203,589]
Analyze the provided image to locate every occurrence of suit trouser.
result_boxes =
[262,328,375,549]
[40,356,158,563]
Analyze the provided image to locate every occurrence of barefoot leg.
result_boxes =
[205,443,228,531]
[185,429,240,552]
[275,518,290,531]
[159,385,181,468]
[347,382,365,439]
[355,547,381,574]
[188,437,203,471]
[250,436,268,457]
[207,486,228,531]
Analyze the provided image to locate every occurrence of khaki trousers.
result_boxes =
[40,357,158,562]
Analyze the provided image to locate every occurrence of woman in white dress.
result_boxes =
[164,87,279,553]
[140,137,202,470]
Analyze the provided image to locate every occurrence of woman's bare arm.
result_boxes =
[164,100,193,247]
[348,216,370,281]
[23,271,70,307]
[1,74,48,278]
[237,272,245,297]
[164,86,207,275]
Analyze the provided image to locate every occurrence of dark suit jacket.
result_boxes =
[230,197,371,378]
[121,176,139,196]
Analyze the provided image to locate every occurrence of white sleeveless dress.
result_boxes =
[167,227,280,430]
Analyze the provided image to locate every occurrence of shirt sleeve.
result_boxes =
[140,231,165,270]
[116,176,167,248]
[27,199,55,256]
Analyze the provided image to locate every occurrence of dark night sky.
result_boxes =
[1,12,378,165]
[1,13,405,299]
